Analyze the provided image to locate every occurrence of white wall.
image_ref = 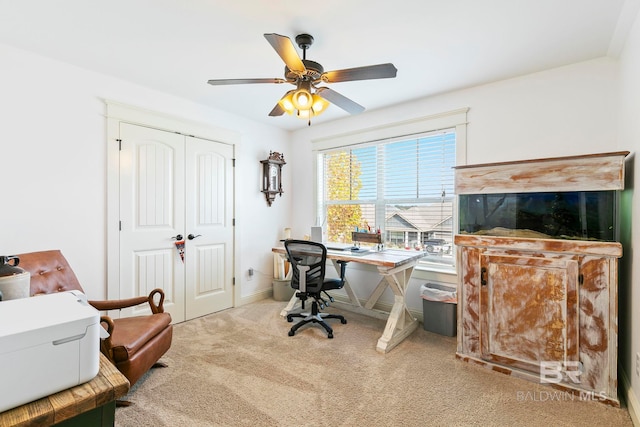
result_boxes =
[288,56,620,313]
[617,5,640,422]
[0,43,291,302]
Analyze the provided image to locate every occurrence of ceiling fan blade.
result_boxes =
[322,63,397,83]
[264,33,306,74]
[316,87,365,115]
[207,78,286,86]
[269,103,285,117]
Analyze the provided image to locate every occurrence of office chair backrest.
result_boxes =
[284,240,327,294]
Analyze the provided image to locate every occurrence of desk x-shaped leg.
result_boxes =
[373,262,419,353]
[328,259,419,353]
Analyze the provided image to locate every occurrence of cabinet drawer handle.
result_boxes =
[481,267,487,286]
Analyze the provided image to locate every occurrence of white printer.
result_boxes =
[0,291,101,413]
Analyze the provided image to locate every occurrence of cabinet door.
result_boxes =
[578,255,616,394]
[480,253,579,374]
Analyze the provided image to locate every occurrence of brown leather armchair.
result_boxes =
[16,250,173,391]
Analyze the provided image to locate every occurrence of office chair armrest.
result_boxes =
[296,265,310,292]
[337,260,348,280]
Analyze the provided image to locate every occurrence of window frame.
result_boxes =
[312,108,468,272]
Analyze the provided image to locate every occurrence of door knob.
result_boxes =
[172,234,184,241]
[188,234,202,240]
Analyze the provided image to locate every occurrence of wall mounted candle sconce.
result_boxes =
[261,151,285,206]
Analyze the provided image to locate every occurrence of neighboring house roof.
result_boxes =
[385,203,453,233]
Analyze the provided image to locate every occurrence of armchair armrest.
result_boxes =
[99,316,115,362]
[89,288,167,314]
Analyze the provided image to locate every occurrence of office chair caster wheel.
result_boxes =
[328,333,333,339]
[288,330,295,336]
[341,319,347,324]
[286,315,293,322]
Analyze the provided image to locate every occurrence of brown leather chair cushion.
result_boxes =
[110,313,172,362]
[114,325,173,386]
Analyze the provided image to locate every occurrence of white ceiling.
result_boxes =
[0,0,634,130]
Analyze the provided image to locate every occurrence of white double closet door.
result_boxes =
[118,123,234,322]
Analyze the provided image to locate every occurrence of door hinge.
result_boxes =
[116,138,122,150]
[232,277,236,285]
[232,158,236,167]
[232,218,236,226]
[119,220,122,231]
[578,274,584,285]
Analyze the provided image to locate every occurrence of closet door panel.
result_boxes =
[119,123,186,322]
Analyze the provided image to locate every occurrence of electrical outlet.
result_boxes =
[247,268,254,281]
[636,353,640,377]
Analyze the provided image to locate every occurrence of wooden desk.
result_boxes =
[0,353,130,427]
[273,246,425,353]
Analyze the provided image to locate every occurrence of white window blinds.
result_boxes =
[318,129,456,266]
[383,132,455,200]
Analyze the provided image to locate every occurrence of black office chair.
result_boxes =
[284,240,347,338]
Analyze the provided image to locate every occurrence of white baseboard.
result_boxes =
[237,288,273,306]
[620,366,639,426]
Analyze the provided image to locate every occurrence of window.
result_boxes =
[317,129,456,267]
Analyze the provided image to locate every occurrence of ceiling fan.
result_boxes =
[207,33,397,124]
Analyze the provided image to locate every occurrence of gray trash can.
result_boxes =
[420,283,457,337]
[273,279,294,301]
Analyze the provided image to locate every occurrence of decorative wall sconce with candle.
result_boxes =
[260,151,285,206]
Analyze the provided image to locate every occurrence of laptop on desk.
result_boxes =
[325,243,372,255]
[325,243,353,251]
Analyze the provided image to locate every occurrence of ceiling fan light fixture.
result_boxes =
[292,88,312,110]
[294,95,329,121]
[291,79,314,111]
[296,109,311,119]
[277,91,296,115]
[311,94,329,113]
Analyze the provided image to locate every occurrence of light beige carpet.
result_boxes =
[115,299,632,426]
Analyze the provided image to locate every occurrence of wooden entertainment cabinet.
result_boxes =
[454,151,628,406]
